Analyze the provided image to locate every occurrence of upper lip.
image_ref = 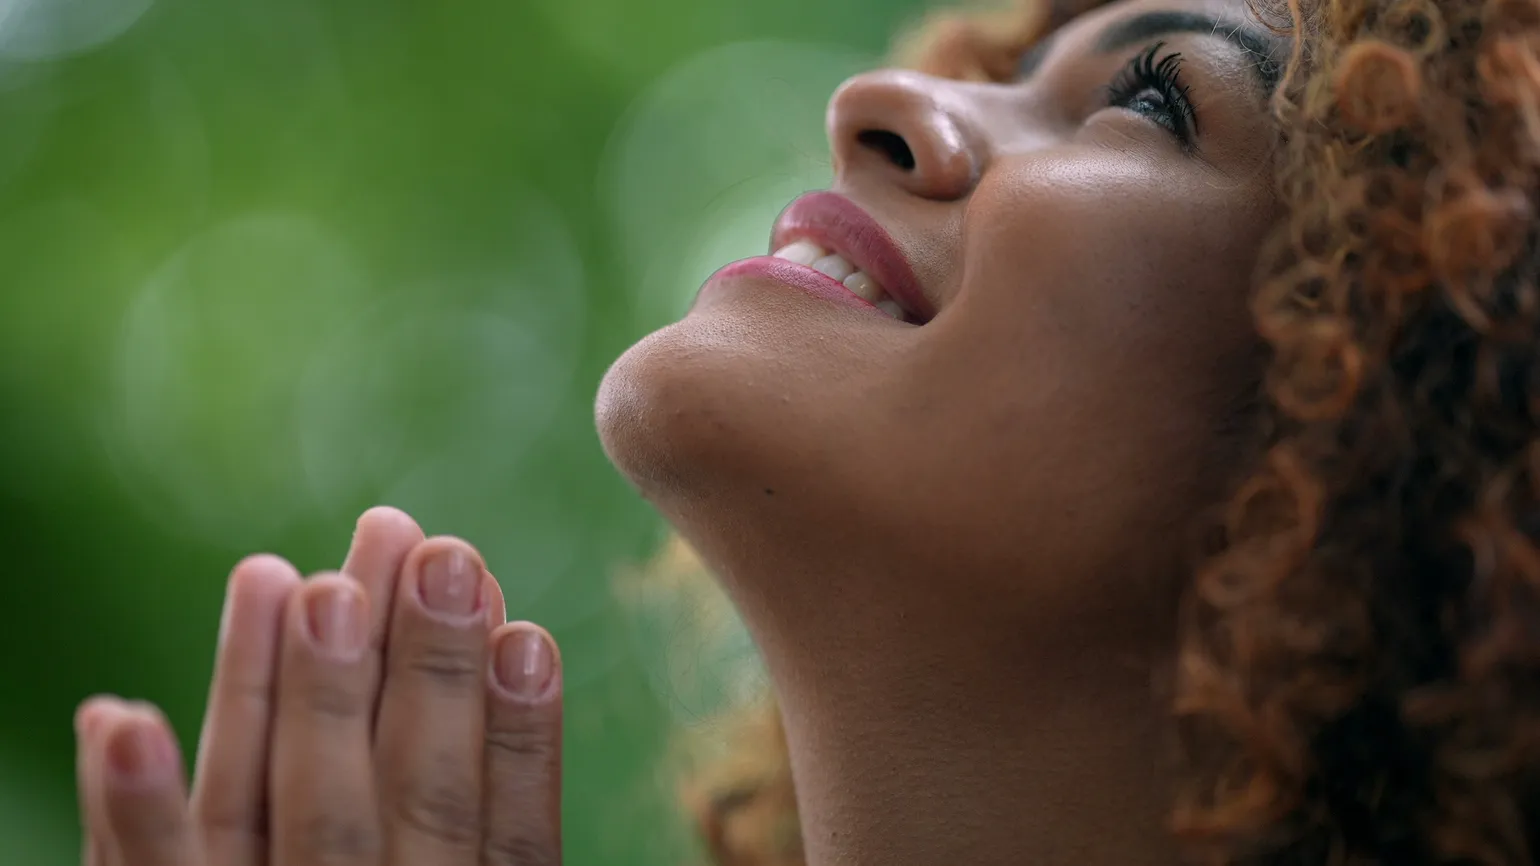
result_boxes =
[769,191,936,323]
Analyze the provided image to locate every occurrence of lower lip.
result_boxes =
[704,256,884,316]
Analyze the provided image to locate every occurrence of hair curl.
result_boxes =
[644,0,1540,861]
[1178,0,1540,860]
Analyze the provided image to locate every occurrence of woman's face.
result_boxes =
[598,0,1286,654]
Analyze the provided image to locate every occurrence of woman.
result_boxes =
[70,0,1540,859]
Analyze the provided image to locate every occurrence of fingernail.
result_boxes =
[106,717,176,786]
[419,548,482,618]
[304,581,367,659]
[494,626,555,700]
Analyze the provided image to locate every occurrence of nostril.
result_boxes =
[856,129,916,171]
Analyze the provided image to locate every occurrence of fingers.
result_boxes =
[481,623,563,866]
[341,507,425,735]
[78,513,530,866]
[188,555,301,866]
[374,538,493,865]
[78,699,201,866]
[341,506,425,655]
[76,698,116,866]
[269,574,383,866]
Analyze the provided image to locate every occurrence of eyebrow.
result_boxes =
[1094,10,1285,91]
[1018,9,1286,92]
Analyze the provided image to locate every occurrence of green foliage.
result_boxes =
[0,0,927,861]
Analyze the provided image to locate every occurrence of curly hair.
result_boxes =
[1178,0,1540,860]
[641,0,1540,862]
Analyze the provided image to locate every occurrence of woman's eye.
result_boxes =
[1105,41,1199,143]
[1125,88,1171,118]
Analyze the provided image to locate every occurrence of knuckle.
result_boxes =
[482,833,559,866]
[393,769,482,847]
[298,677,369,719]
[484,723,558,764]
[229,670,275,709]
[292,814,381,864]
[403,643,482,689]
[109,798,185,843]
[200,823,270,857]
[191,798,266,839]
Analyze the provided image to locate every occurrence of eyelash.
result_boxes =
[1105,42,1199,144]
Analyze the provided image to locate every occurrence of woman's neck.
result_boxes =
[766,626,1181,866]
[660,500,1187,866]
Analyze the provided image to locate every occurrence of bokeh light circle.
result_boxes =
[110,213,369,546]
[295,194,588,602]
[296,298,575,514]
[0,0,155,61]
[600,39,874,324]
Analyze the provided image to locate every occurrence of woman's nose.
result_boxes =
[826,69,984,202]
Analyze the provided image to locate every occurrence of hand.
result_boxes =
[73,507,564,866]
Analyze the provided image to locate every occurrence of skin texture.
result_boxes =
[73,0,1298,863]
[72,508,564,866]
[596,0,1286,862]
[70,0,1540,859]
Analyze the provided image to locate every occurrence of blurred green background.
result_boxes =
[0,0,933,861]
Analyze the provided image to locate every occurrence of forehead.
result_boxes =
[1057,0,1265,39]
[1028,0,1286,88]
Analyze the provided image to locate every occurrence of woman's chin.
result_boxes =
[594,311,890,557]
[594,283,860,502]
[594,319,758,501]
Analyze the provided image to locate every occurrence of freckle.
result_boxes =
[764,488,776,496]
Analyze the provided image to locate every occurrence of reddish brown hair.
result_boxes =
[1179,0,1540,860]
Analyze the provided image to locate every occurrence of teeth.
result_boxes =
[810,253,856,282]
[874,298,905,320]
[841,270,883,304]
[771,238,907,321]
[772,239,823,266]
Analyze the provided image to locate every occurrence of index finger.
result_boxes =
[341,506,425,652]
[188,555,301,866]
